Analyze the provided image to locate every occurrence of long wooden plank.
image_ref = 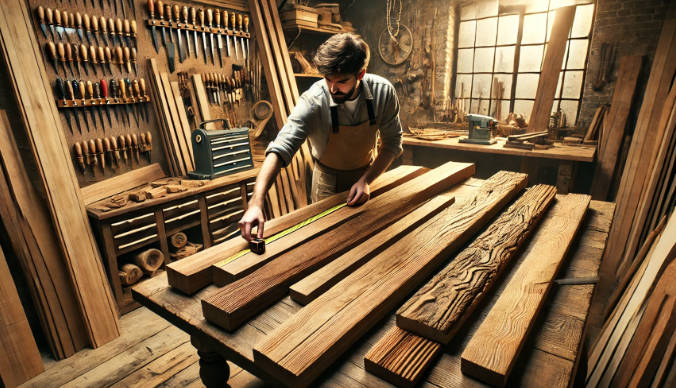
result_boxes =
[258,0,294,114]
[202,162,476,331]
[263,0,299,105]
[252,171,527,387]
[190,74,213,129]
[166,165,426,294]
[160,73,191,175]
[170,81,195,170]
[586,210,676,387]
[0,244,43,387]
[397,185,557,344]
[364,326,441,388]
[81,164,166,205]
[460,193,590,387]
[0,0,119,347]
[590,56,642,200]
[599,8,676,288]
[148,58,180,176]
[528,6,575,131]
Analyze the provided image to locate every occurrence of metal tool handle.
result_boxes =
[198,118,230,130]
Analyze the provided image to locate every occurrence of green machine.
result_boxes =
[459,114,498,145]
[188,119,254,180]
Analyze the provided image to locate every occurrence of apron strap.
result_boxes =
[365,99,376,125]
[330,105,339,133]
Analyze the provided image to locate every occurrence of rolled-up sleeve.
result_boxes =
[265,95,318,166]
[377,84,403,157]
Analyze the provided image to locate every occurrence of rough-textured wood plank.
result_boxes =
[397,185,557,344]
[590,56,642,201]
[203,162,475,331]
[461,194,590,386]
[527,6,576,131]
[166,165,426,294]
[364,326,441,388]
[81,164,166,205]
[148,58,180,176]
[251,171,526,387]
[0,0,120,348]
[169,81,195,171]
[160,72,191,175]
[0,245,43,387]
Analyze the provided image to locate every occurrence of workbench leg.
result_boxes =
[191,336,230,387]
[556,161,576,194]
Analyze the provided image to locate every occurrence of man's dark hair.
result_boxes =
[313,33,370,76]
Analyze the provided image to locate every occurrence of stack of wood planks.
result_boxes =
[586,210,676,387]
[0,0,120,359]
[248,0,313,218]
[583,105,608,144]
[148,58,195,177]
[597,7,676,320]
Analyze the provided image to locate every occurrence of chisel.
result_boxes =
[231,13,238,59]
[91,14,100,45]
[131,20,138,50]
[105,46,114,75]
[110,79,123,126]
[108,18,117,46]
[118,135,127,164]
[215,9,223,67]
[99,16,109,46]
[96,138,105,173]
[139,78,150,120]
[182,6,191,57]
[96,81,112,127]
[237,14,246,61]
[131,47,138,75]
[124,46,132,74]
[223,10,231,57]
[72,43,82,77]
[132,80,143,122]
[244,15,250,66]
[80,43,90,75]
[191,7,199,59]
[46,8,56,40]
[174,4,185,63]
[73,142,86,173]
[200,9,208,64]
[110,136,121,166]
[75,12,84,42]
[163,3,176,72]
[121,79,135,126]
[66,80,83,134]
[54,9,65,40]
[85,80,98,130]
[126,79,139,126]
[57,42,68,76]
[37,6,49,39]
[125,134,134,165]
[47,41,60,75]
[207,9,216,65]
[83,14,93,44]
[157,0,166,47]
[123,19,132,48]
[64,43,76,78]
[91,45,101,76]
[88,80,104,129]
[74,80,91,132]
[148,0,159,53]
[55,78,75,134]
[100,79,114,126]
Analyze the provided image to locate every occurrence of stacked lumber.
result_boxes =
[0,0,120,353]
[202,162,475,331]
[586,210,676,387]
[148,58,195,176]
[248,0,313,218]
[583,105,608,143]
[591,56,642,200]
[251,171,528,386]
[165,165,426,294]
[80,164,166,206]
[528,6,576,131]
[598,8,676,313]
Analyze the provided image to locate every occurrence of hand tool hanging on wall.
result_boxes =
[157,1,166,46]
[118,135,127,164]
[89,45,98,75]
[96,138,106,173]
[104,46,113,75]
[88,139,98,175]
[37,6,49,39]
[223,10,231,57]
[231,12,238,59]
[123,19,132,48]
[88,81,105,129]
[125,134,134,166]
[91,15,100,45]
[125,79,139,125]
[61,11,71,43]
[182,6,191,58]
[64,43,76,78]
[191,7,199,60]
[73,80,90,132]
[83,14,93,45]
[244,15,250,66]
[237,13,246,62]
[132,79,143,122]
[131,133,140,164]
[102,137,113,170]
[108,18,117,46]
[131,20,138,50]
[72,43,82,76]
[109,136,121,166]
[174,4,185,63]
[55,78,75,134]
[46,8,56,40]
[108,79,120,125]
[95,81,112,128]
[207,9,217,66]
[68,12,79,44]
[215,9,223,67]
[139,78,150,120]
[120,79,133,126]
[46,41,59,74]
[80,43,90,75]
[54,9,65,40]
[115,46,123,73]
[124,46,132,74]
[99,16,109,46]
[148,0,159,52]
[76,12,84,42]
[84,80,98,130]
[200,9,209,64]
[96,46,107,76]
[66,80,83,134]
[57,42,69,76]
[131,47,138,75]
[73,142,86,173]
[162,3,176,72]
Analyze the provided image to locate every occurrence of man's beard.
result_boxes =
[331,83,358,103]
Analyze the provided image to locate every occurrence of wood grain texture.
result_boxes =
[0,0,120,348]
[461,194,590,387]
[397,184,557,344]
[251,171,526,387]
[590,56,642,201]
[166,165,426,294]
[527,6,576,131]
[202,162,475,331]
[81,164,166,205]
[364,326,441,388]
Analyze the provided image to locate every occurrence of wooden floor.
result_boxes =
[20,306,266,388]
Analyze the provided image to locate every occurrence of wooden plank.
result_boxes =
[81,164,166,205]
[262,0,299,108]
[160,73,191,175]
[0,244,43,387]
[166,165,426,294]
[169,81,195,171]
[364,326,441,388]
[527,6,576,131]
[148,58,180,176]
[258,0,294,114]
[0,1,120,347]
[599,8,676,288]
[460,194,590,387]
[190,74,212,129]
[584,105,606,142]
[586,210,676,387]
[396,185,557,344]
[202,162,476,331]
[590,56,642,200]
[251,171,527,387]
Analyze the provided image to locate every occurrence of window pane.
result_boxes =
[571,4,594,37]
[473,74,493,99]
[456,74,473,98]
[514,99,534,119]
[559,100,579,126]
[470,98,480,114]
[460,3,476,20]
[459,21,476,48]
[458,49,474,73]
[474,47,495,72]
[479,99,490,115]
[566,39,588,69]
[477,0,498,18]
[476,17,498,46]
[562,70,583,98]
[496,100,511,121]
[519,45,544,72]
[492,74,513,99]
[497,15,519,45]
[524,0,549,13]
[495,46,515,72]
[515,74,539,99]
[522,13,547,44]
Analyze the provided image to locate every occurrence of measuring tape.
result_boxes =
[215,202,348,267]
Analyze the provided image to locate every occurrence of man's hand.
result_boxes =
[347,177,370,206]
[238,204,265,241]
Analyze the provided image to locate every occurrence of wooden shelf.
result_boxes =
[294,73,322,78]
[282,23,343,35]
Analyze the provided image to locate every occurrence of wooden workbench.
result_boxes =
[132,178,614,387]
[402,137,597,194]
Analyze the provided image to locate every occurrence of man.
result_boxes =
[239,33,403,241]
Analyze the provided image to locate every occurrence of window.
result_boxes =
[455,0,595,125]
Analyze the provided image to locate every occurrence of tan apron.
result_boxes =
[311,98,379,203]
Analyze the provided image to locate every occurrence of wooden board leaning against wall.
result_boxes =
[27,0,258,189]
